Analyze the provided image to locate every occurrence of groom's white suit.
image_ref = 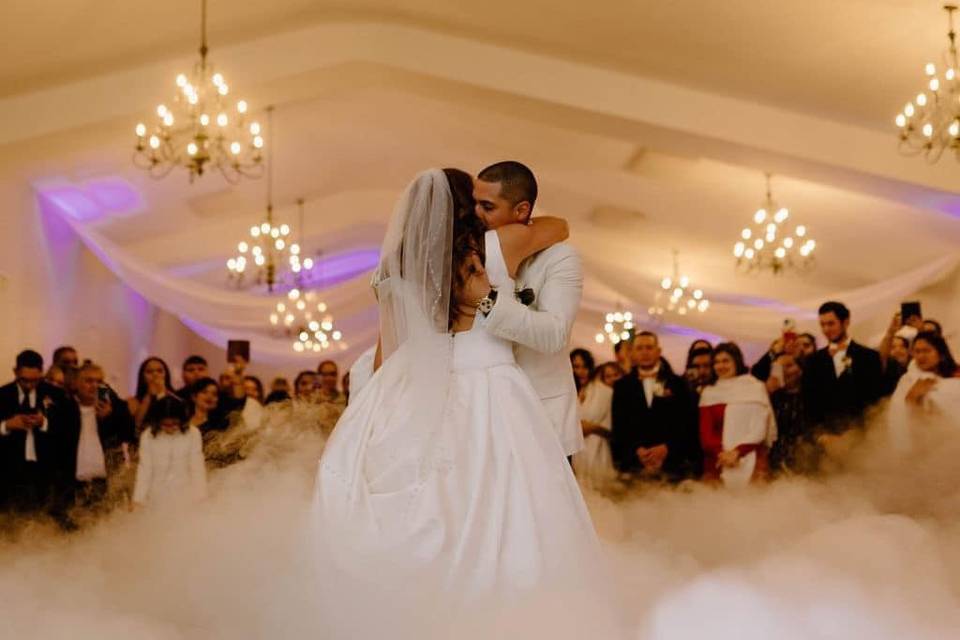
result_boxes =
[484,241,584,456]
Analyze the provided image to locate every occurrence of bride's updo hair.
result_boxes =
[444,168,486,329]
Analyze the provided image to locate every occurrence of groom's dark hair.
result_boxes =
[478,161,538,212]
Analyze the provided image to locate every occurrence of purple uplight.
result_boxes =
[34,176,144,221]
[83,177,144,214]
[298,248,380,290]
[37,185,101,221]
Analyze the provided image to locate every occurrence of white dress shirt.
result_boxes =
[76,404,107,481]
[0,386,50,462]
[830,339,851,377]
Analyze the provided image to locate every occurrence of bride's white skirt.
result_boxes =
[312,352,620,638]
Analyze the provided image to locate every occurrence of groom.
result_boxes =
[474,161,584,457]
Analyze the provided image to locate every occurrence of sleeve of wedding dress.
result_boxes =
[484,244,583,355]
[132,431,152,505]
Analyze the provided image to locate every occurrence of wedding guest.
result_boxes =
[573,359,617,491]
[132,396,206,508]
[687,339,712,358]
[52,346,79,371]
[127,357,176,432]
[60,362,135,517]
[44,365,65,389]
[317,360,347,408]
[610,332,701,482]
[52,346,80,393]
[796,333,818,361]
[243,375,265,403]
[685,346,714,398]
[0,350,64,514]
[882,330,913,396]
[803,301,883,435]
[922,319,943,336]
[570,348,595,393]
[175,355,209,398]
[264,390,290,406]
[887,331,960,451]
[294,370,318,402]
[768,354,814,473]
[271,377,291,394]
[751,330,816,383]
[699,342,777,487]
[597,361,623,387]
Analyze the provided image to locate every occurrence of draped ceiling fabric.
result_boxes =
[49,195,960,368]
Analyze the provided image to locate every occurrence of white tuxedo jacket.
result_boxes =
[485,242,584,456]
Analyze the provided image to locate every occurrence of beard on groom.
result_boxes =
[471,161,586,458]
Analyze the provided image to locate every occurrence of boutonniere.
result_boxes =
[653,381,671,398]
[516,288,535,306]
[841,356,853,374]
[42,396,54,410]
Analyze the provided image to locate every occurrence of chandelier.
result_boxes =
[595,309,635,345]
[133,0,262,183]
[895,4,960,163]
[649,250,710,317]
[267,199,345,354]
[733,174,815,274]
[226,107,301,292]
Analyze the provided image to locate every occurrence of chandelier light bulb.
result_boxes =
[199,114,210,126]
[917,93,928,107]
[149,135,161,149]
[260,222,270,233]
[275,239,285,250]
[796,225,807,237]
[230,141,241,155]
[135,123,146,137]
[784,237,794,248]
[754,209,767,224]
[217,113,228,127]
[318,302,328,313]
[950,120,960,137]
[280,224,290,235]
[905,102,916,117]
[212,73,224,86]
[896,114,907,127]
[238,241,248,253]
[926,62,937,76]
[930,78,941,92]
[660,278,671,290]
[734,242,745,257]
[237,100,248,114]
[187,142,198,156]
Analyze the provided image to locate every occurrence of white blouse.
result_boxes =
[133,426,207,507]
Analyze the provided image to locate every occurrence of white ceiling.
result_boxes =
[3,0,960,361]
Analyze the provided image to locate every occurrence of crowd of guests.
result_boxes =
[571,300,958,491]
[0,347,350,532]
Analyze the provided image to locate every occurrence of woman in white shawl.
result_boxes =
[699,342,777,489]
[887,331,960,452]
[570,351,621,490]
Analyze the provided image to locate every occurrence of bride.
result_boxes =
[311,168,616,638]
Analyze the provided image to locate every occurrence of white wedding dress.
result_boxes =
[311,222,615,638]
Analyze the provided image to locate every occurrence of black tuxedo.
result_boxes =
[803,340,883,433]
[0,381,69,509]
[610,362,702,481]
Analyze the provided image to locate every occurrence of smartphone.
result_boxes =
[227,340,251,364]
[901,301,922,323]
[782,318,797,343]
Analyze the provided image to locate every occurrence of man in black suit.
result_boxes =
[57,362,136,517]
[611,331,702,482]
[803,301,883,435]
[0,350,67,514]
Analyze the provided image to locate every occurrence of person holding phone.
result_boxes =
[58,362,136,519]
[0,350,66,516]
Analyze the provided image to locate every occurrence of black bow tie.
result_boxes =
[516,288,535,306]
